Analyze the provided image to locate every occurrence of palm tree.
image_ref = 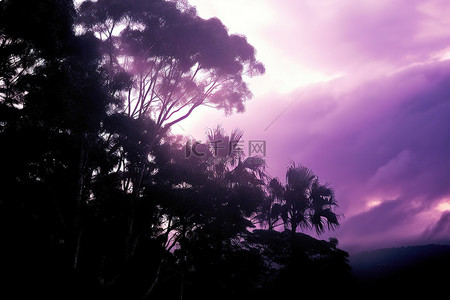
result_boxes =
[206,125,244,178]
[280,163,339,238]
[256,178,284,230]
[309,178,340,234]
[205,125,266,186]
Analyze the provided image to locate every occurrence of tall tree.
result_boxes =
[258,163,340,238]
[0,1,120,298]
[140,127,267,298]
[77,0,265,135]
[73,3,265,282]
[76,0,265,224]
[257,177,284,230]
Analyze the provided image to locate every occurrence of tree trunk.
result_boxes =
[290,222,297,240]
[143,219,172,299]
[73,134,87,269]
[290,217,297,255]
[125,162,146,260]
[143,255,164,299]
[180,271,185,300]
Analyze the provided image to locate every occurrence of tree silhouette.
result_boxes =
[257,163,340,238]
[143,126,267,299]
[257,177,284,230]
[0,1,116,298]
[77,0,265,133]
[282,163,340,236]
[244,229,351,299]
[75,2,266,259]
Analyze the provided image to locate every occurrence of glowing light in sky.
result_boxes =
[189,0,340,94]
[437,200,450,212]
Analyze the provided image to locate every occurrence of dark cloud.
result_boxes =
[423,211,450,243]
[340,198,420,236]
[335,197,428,253]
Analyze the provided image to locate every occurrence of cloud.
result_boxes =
[336,197,426,250]
[423,211,450,242]
[265,0,450,75]
[257,59,450,252]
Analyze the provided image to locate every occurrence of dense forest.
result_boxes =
[0,1,350,299]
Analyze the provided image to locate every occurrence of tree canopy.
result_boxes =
[77,0,265,132]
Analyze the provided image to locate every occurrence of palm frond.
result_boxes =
[286,163,315,192]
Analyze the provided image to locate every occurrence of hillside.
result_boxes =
[349,244,450,295]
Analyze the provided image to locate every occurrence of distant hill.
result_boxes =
[349,244,450,296]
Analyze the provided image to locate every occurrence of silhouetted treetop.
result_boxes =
[257,163,340,235]
[77,0,265,128]
[1,0,75,57]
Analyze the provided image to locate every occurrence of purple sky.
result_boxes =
[180,0,450,253]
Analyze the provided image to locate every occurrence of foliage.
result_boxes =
[257,163,340,235]
[77,0,265,132]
